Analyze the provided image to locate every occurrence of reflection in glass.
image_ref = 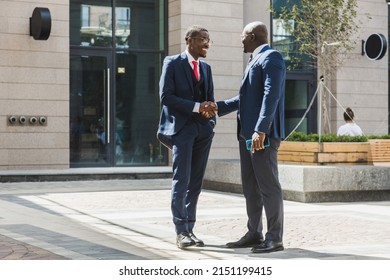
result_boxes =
[286,118,308,134]
[115,0,163,49]
[70,56,108,165]
[71,0,165,50]
[115,51,166,165]
[70,1,113,47]
[81,4,112,47]
[70,0,167,167]
[285,80,310,135]
[115,7,131,48]
[285,80,308,110]
[271,0,313,71]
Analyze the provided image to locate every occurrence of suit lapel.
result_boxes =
[199,61,208,99]
[241,45,271,85]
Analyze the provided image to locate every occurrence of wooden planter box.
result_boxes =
[278,141,370,165]
[368,139,390,165]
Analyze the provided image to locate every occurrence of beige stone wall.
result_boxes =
[167,0,245,160]
[330,0,388,136]
[244,0,271,67]
[1,0,385,170]
[0,0,69,169]
[211,0,272,159]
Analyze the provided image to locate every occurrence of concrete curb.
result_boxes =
[204,159,390,202]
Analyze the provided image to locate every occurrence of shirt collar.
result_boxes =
[185,50,199,65]
[252,44,269,58]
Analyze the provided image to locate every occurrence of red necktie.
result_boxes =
[192,61,199,81]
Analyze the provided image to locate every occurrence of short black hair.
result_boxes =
[185,25,208,42]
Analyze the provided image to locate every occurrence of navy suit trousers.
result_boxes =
[239,137,284,242]
[171,120,214,234]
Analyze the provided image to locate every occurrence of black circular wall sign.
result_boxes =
[364,33,387,60]
[30,7,51,40]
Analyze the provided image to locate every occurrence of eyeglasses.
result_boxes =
[240,33,253,39]
[191,37,212,44]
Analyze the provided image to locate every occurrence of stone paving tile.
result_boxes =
[0,234,67,260]
[0,179,389,260]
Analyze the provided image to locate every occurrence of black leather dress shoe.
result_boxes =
[226,232,263,248]
[189,232,205,247]
[251,240,284,253]
[176,232,195,249]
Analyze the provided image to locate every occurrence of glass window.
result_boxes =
[272,0,313,71]
[70,0,167,167]
[284,79,315,135]
[115,0,165,50]
[70,55,109,164]
[272,0,317,135]
[115,51,166,165]
[115,7,131,48]
[71,0,165,50]
[70,1,113,47]
[285,80,308,110]
[286,118,308,134]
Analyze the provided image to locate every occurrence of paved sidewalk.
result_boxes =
[0,178,390,260]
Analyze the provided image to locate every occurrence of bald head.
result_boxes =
[244,21,268,44]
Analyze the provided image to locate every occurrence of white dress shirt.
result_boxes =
[185,50,201,113]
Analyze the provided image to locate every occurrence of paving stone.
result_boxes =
[0,178,389,260]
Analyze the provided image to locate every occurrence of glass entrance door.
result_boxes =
[70,52,113,166]
[69,0,168,167]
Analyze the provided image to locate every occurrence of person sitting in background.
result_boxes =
[337,107,363,136]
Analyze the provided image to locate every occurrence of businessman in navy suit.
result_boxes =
[216,21,285,253]
[157,25,217,249]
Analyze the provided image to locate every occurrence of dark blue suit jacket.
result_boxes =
[217,45,286,140]
[157,52,216,149]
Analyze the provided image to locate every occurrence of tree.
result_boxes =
[273,0,367,134]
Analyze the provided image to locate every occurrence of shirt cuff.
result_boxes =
[193,102,200,113]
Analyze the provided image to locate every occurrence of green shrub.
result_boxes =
[367,135,390,139]
[286,132,368,142]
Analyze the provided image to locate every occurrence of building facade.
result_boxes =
[0,0,388,170]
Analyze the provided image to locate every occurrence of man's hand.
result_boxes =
[199,101,218,118]
[250,132,266,154]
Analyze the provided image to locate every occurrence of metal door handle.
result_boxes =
[106,68,110,144]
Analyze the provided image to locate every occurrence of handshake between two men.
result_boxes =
[199,101,218,119]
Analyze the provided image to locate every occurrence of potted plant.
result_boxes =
[279,132,369,165]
